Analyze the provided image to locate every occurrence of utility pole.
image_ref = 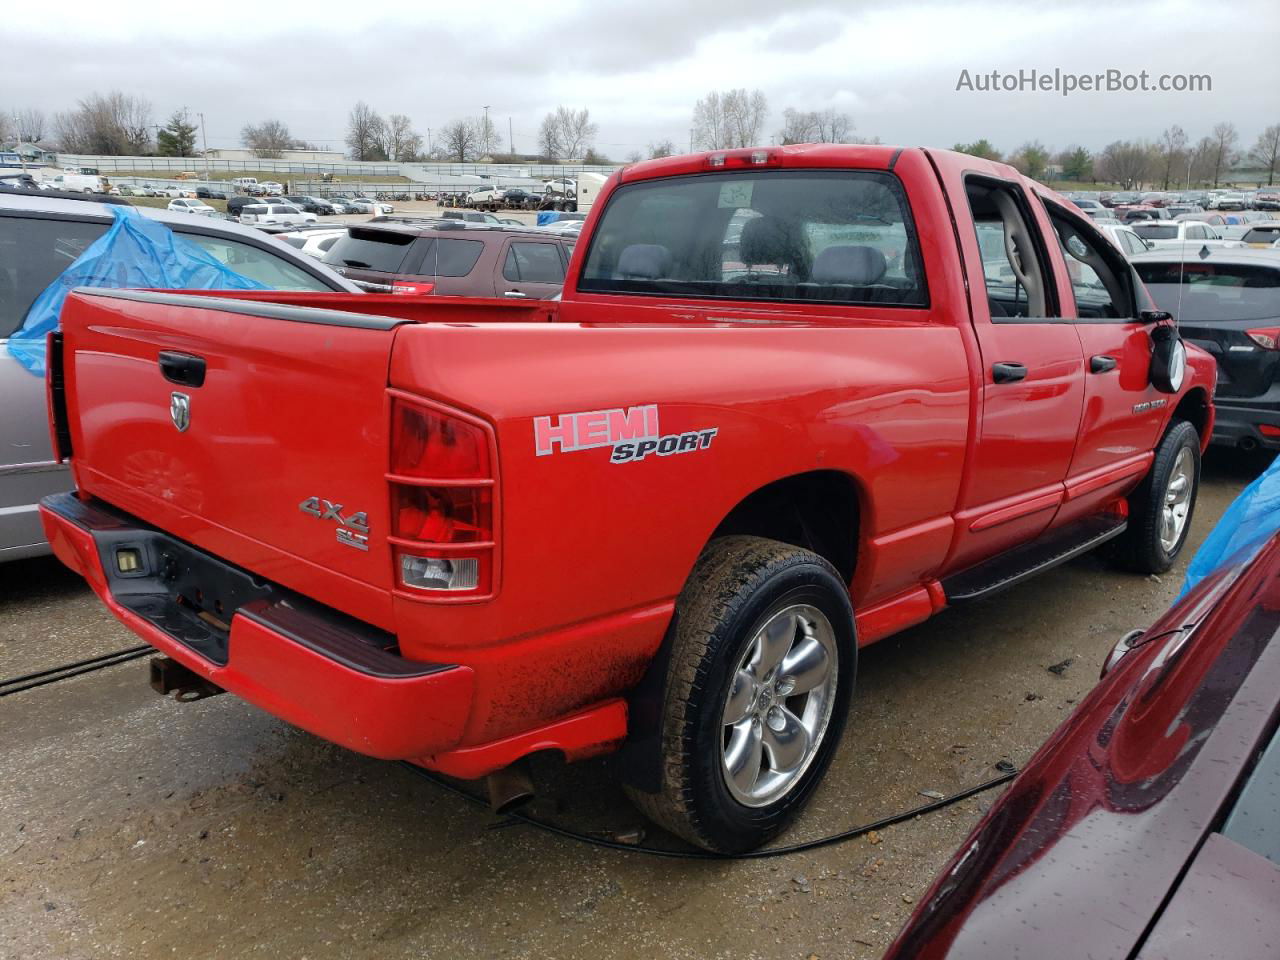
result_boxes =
[483,105,491,156]
[508,116,514,156]
[199,111,210,184]
[689,129,694,153]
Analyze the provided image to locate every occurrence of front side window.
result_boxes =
[183,234,332,291]
[579,170,926,306]
[0,216,109,337]
[966,179,1056,319]
[1047,204,1134,319]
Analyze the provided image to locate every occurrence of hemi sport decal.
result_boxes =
[533,404,718,464]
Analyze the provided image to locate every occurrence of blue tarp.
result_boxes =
[536,211,561,226]
[1181,453,1280,596]
[6,205,267,377]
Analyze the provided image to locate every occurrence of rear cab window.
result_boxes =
[578,170,927,306]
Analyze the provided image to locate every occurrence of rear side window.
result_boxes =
[503,242,565,283]
[1133,224,1179,240]
[579,170,927,306]
[424,238,483,278]
[182,234,333,291]
[0,215,109,337]
[324,229,415,273]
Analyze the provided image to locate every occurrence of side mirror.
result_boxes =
[1149,324,1187,394]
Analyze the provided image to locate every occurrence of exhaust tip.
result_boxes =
[486,758,536,815]
[1240,437,1260,452]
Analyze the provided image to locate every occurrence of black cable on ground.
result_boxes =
[399,760,1017,861]
[0,645,151,698]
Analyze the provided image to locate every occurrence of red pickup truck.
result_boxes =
[41,145,1215,852]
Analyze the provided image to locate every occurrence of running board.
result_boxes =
[943,514,1127,603]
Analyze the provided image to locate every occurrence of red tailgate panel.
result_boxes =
[61,290,402,630]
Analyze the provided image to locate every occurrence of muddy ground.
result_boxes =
[0,450,1264,960]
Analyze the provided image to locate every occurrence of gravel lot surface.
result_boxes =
[0,450,1263,960]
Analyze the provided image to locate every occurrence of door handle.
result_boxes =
[158,351,206,388]
[503,290,529,298]
[1090,355,1118,374]
[991,361,1028,384]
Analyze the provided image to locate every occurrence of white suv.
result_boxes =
[239,203,318,226]
[167,197,217,216]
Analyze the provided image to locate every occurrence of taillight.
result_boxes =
[390,281,435,296]
[388,393,496,599]
[1247,327,1280,350]
[391,399,489,479]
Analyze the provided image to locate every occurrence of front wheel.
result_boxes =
[1113,419,1201,573]
[626,536,854,852]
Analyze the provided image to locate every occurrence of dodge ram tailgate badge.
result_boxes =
[169,392,190,432]
[533,404,718,464]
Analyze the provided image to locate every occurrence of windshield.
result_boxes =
[579,170,926,306]
[1132,224,1179,240]
[1135,261,1280,323]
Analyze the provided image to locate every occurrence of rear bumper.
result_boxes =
[39,492,475,760]
[1209,401,1280,450]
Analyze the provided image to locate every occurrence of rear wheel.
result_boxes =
[625,536,854,852]
[1113,419,1200,573]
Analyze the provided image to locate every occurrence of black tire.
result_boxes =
[625,536,855,852]
[1113,419,1201,573]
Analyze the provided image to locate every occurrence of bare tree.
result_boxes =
[0,112,12,144]
[534,107,597,160]
[12,108,46,143]
[1096,140,1156,188]
[692,91,730,150]
[694,89,768,149]
[379,113,422,161]
[1188,136,1217,187]
[648,139,675,159]
[536,113,561,159]
[440,119,479,163]
[1156,125,1188,190]
[1249,123,1280,186]
[778,107,854,144]
[475,113,500,157]
[624,150,642,163]
[52,92,151,155]
[1208,122,1239,188]
[345,101,386,161]
[242,119,295,159]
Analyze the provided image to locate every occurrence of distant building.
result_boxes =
[1,142,58,165]
[204,148,347,164]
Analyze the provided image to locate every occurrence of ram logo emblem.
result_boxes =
[170,392,191,432]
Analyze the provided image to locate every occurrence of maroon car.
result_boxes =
[322,220,573,299]
[886,534,1280,959]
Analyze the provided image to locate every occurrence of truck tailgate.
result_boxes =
[58,289,410,630]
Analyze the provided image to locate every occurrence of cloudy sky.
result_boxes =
[9,0,1278,158]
